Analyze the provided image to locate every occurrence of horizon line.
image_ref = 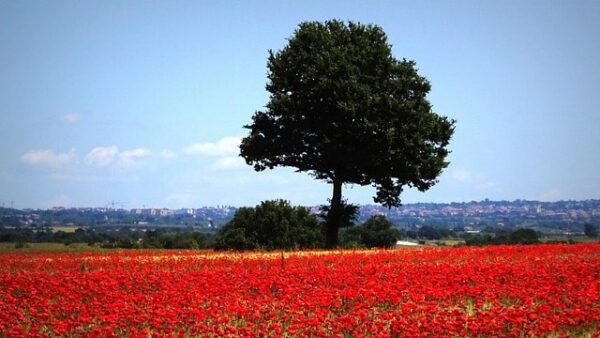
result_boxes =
[3,198,600,211]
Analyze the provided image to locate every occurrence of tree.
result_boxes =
[213,200,323,251]
[339,215,401,248]
[417,225,442,240]
[465,228,539,246]
[359,215,401,248]
[240,20,455,247]
[584,223,598,238]
[508,228,539,245]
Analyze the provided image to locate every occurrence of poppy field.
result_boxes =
[1,244,599,337]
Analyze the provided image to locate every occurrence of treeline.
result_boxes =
[2,200,597,250]
[213,200,402,250]
[464,228,540,246]
[1,200,403,250]
[0,227,213,249]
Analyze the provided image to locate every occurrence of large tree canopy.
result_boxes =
[240,20,455,247]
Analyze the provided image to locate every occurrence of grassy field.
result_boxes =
[540,234,599,243]
[0,242,107,253]
[0,235,596,254]
[50,226,80,233]
[425,239,465,246]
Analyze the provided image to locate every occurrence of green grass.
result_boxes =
[50,226,79,233]
[540,234,599,243]
[0,242,107,253]
[425,239,466,246]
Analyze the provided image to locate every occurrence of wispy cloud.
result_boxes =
[119,148,152,166]
[85,146,151,166]
[85,146,119,166]
[62,113,81,124]
[183,137,240,156]
[213,156,246,170]
[21,149,76,166]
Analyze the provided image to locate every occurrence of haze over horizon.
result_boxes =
[1,1,599,209]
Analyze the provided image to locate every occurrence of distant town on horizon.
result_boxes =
[3,198,600,212]
[3,198,599,235]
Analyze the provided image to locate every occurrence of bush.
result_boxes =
[584,223,598,238]
[361,216,401,248]
[465,228,539,246]
[214,200,323,251]
[508,228,539,244]
[340,216,401,249]
[14,241,29,249]
[417,225,441,240]
[339,226,365,249]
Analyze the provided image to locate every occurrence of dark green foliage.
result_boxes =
[240,20,455,247]
[405,230,418,239]
[213,200,323,251]
[340,215,401,248]
[465,228,540,246]
[141,230,212,249]
[508,228,539,244]
[339,226,364,248]
[361,216,402,248]
[319,199,359,228]
[14,241,29,249]
[416,225,455,240]
[584,223,597,237]
[0,226,213,249]
[418,225,441,240]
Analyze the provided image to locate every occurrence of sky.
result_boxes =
[1,1,599,209]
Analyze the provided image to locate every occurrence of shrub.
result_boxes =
[465,228,539,246]
[508,228,539,244]
[417,225,441,240]
[584,223,598,238]
[339,226,365,249]
[214,200,323,251]
[340,216,401,249]
[14,241,29,249]
[361,216,401,248]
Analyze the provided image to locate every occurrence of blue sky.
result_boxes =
[1,1,599,209]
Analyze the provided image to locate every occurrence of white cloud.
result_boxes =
[183,136,241,156]
[119,148,151,166]
[85,146,151,166]
[62,113,81,124]
[159,149,178,159]
[85,146,119,166]
[213,156,246,170]
[21,149,76,166]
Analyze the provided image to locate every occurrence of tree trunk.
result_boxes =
[325,179,343,248]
